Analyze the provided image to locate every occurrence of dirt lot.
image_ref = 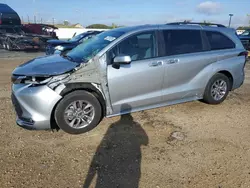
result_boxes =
[0,51,250,188]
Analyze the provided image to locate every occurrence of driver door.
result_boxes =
[107,30,165,115]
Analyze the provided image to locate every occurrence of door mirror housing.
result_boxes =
[114,55,131,64]
[112,55,131,69]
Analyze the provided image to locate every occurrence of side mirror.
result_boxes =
[112,55,131,69]
[113,55,131,64]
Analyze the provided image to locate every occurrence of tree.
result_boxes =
[237,26,250,30]
[86,24,112,29]
[112,23,118,29]
[183,20,192,23]
[63,20,70,26]
[203,20,212,24]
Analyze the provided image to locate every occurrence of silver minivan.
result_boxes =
[11,23,248,134]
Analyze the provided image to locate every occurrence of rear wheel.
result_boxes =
[54,90,102,134]
[203,73,230,104]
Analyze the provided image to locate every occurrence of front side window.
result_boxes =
[205,31,235,50]
[162,29,203,56]
[108,31,157,63]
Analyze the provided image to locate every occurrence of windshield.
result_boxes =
[241,30,250,36]
[66,30,125,63]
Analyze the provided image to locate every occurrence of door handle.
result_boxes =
[167,59,179,64]
[149,61,163,67]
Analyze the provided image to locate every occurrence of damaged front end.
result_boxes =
[10,73,73,130]
[10,29,125,130]
[3,35,40,50]
[11,73,71,93]
[10,54,80,130]
[10,54,110,130]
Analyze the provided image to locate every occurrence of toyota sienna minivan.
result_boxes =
[11,23,248,134]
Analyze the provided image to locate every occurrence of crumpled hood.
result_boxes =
[47,39,75,46]
[12,54,79,77]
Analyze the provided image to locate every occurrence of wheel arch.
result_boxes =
[50,82,106,130]
[217,70,234,90]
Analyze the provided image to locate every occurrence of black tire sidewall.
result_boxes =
[6,41,12,51]
[55,90,102,134]
[203,73,230,104]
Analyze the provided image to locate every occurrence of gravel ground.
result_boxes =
[0,51,250,188]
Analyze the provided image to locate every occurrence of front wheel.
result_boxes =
[203,73,230,105]
[54,90,102,134]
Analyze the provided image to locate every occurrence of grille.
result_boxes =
[11,94,23,117]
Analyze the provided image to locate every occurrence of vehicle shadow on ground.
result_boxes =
[83,104,149,188]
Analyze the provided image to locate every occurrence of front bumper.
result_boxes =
[11,84,62,130]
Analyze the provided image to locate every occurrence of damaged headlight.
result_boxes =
[11,74,71,89]
[46,74,71,89]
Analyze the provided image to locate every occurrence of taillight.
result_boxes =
[238,51,248,59]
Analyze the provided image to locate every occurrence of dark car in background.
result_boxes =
[0,3,21,25]
[0,3,58,51]
[239,29,250,52]
[0,25,58,51]
[46,30,103,55]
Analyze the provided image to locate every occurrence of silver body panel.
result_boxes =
[11,24,246,130]
[12,84,62,129]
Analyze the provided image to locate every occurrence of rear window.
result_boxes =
[205,31,235,50]
[162,29,203,56]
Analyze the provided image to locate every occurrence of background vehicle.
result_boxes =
[23,23,58,39]
[45,30,103,55]
[0,26,40,50]
[0,3,21,26]
[0,4,58,51]
[11,23,247,134]
[0,25,57,51]
[238,29,250,53]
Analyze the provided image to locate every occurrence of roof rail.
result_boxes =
[166,22,226,28]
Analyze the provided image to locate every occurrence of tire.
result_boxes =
[55,90,102,134]
[6,41,12,51]
[203,73,230,105]
[2,42,6,49]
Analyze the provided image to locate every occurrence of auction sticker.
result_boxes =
[104,36,116,42]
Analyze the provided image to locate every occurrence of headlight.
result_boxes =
[12,74,71,89]
[55,45,64,51]
[47,74,71,89]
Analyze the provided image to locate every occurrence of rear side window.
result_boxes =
[205,31,235,50]
[162,29,203,56]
